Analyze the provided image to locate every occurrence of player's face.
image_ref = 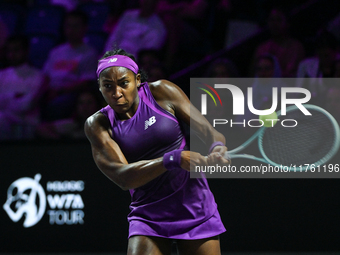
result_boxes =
[99,66,141,120]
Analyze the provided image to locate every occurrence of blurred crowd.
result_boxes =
[0,0,339,141]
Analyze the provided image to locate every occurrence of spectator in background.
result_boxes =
[205,57,239,78]
[296,30,339,106]
[147,64,168,82]
[253,7,305,77]
[297,30,338,78]
[0,35,45,140]
[36,89,102,140]
[137,49,168,81]
[250,54,284,110]
[202,58,239,130]
[236,54,284,128]
[157,0,209,72]
[137,49,163,73]
[104,0,167,58]
[42,10,98,121]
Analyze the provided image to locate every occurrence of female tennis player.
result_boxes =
[85,48,229,255]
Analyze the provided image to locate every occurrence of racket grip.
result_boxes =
[224,151,231,160]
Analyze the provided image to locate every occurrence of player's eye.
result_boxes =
[121,81,129,87]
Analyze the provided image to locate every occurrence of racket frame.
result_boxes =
[226,104,340,171]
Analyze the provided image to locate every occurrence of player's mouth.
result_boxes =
[114,102,129,108]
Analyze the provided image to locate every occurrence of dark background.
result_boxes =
[0,0,340,252]
[1,140,339,253]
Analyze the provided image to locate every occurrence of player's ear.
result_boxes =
[136,73,141,87]
[97,79,101,91]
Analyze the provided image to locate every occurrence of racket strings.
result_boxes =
[260,110,336,166]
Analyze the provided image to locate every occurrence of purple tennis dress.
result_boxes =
[100,82,226,239]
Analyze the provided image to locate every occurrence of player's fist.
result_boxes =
[180,151,207,171]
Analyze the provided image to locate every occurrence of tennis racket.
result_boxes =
[224,104,340,171]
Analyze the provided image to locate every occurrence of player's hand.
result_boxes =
[207,145,231,165]
[180,151,207,172]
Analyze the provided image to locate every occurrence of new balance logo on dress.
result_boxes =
[145,116,156,130]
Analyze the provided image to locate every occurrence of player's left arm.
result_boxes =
[149,79,228,161]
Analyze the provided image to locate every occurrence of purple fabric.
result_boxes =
[139,85,178,123]
[96,55,139,77]
[209,141,225,154]
[163,149,183,171]
[100,83,185,163]
[100,82,226,239]
[129,207,226,240]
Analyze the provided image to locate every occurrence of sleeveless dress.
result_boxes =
[100,82,226,239]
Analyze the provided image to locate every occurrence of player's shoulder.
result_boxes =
[84,110,110,136]
[148,79,174,89]
[148,79,182,100]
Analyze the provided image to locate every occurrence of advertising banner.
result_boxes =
[0,141,130,253]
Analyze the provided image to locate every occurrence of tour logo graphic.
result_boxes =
[3,174,85,228]
[3,174,46,228]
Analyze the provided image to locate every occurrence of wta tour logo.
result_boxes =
[3,174,85,227]
[198,82,312,127]
[3,174,46,228]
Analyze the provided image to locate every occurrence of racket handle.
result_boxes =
[204,152,231,160]
[205,152,231,160]
[224,152,231,160]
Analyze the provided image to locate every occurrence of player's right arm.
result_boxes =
[84,112,206,190]
[84,112,166,190]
